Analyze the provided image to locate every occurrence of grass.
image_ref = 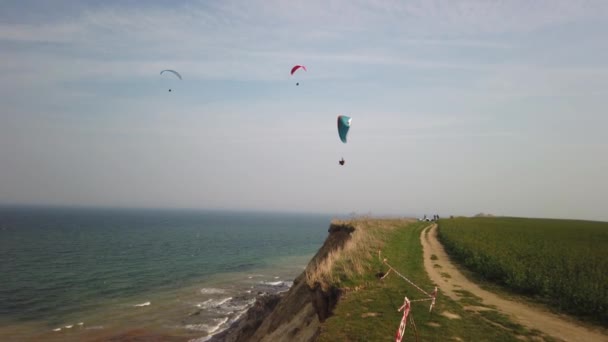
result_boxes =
[316,220,550,341]
[305,218,402,291]
[437,217,608,325]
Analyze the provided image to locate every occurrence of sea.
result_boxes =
[0,206,334,341]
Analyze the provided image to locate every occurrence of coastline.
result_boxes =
[0,259,307,342]
[1,207,329,342]
[200,221,354,342]
[203,292,285,342]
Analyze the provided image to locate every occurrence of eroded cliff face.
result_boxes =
[212,222,354,342]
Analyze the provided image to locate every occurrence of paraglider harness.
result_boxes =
[339,158,345,166]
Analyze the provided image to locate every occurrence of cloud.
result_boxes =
[1,1,607,219]
[2,0,607,89]
[471,65,608,99]
[363,0,608,35]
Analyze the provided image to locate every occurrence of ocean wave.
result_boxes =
[278,281,293,293]
[200,288,226,295]
[196,297,233,310]
[224,298,256,313]
[52,328,61,332]
[262,281,284,286]
[231,301,255,321]
[254,280,293,294]
[134,301,151,307]
[187,297,258,342]
[185,317,229,333]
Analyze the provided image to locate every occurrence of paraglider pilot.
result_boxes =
[339,158,345,166]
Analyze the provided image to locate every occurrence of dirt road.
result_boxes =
[421,224,608,342]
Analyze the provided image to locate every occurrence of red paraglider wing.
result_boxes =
[290,65,307,75]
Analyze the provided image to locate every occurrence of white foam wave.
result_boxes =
[200,288,226,295]
[52,328,61,332]
[277,282,293,293]
[232,310,247,323]
[187,297,258,342]
[185,317,229,333]
[134,301,151,307]
[77,322,84,326]
[231,300,255,322]
[64,325,73,329]
[263,281,284,286]
[197,297,233,310]
[216,297,232,306]
[209,317,229,334]
[223,298,256,313]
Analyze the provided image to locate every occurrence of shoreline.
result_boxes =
[186,280,293,341]
[202,292,286,342]
[0,266,303,342]
[198,221,356,342]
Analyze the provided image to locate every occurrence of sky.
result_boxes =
[1,0,607,220]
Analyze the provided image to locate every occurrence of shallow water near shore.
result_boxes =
[0,207,331,341]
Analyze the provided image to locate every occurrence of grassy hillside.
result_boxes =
[315,219,550,341]
[438,217,608,325]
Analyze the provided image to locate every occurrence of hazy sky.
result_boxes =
[1,0,607,220]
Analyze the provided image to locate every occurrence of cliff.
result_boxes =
[210,222,354,342]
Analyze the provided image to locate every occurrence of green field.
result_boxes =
[317,220,553,341]
[438,217,608,325]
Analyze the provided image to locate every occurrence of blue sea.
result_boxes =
[0,207,333,341]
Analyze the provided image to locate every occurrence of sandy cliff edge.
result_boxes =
[209,222,354,342]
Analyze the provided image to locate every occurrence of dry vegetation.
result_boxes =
[305,218,412,290]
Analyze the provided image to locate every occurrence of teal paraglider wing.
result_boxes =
[337,115,352,143]
[160,69,182,80]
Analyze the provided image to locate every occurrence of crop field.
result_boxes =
[438,217,608,324]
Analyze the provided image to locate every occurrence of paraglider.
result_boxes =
[337,115,351,143]
[337,115,352,166]
[290,65,306,75]
[160,69,182,92]
[290,65,306,86]
[160,70,182,79]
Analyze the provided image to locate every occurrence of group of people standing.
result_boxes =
[420,214,440,222]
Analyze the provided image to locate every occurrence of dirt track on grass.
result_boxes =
[421,224,608,342]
